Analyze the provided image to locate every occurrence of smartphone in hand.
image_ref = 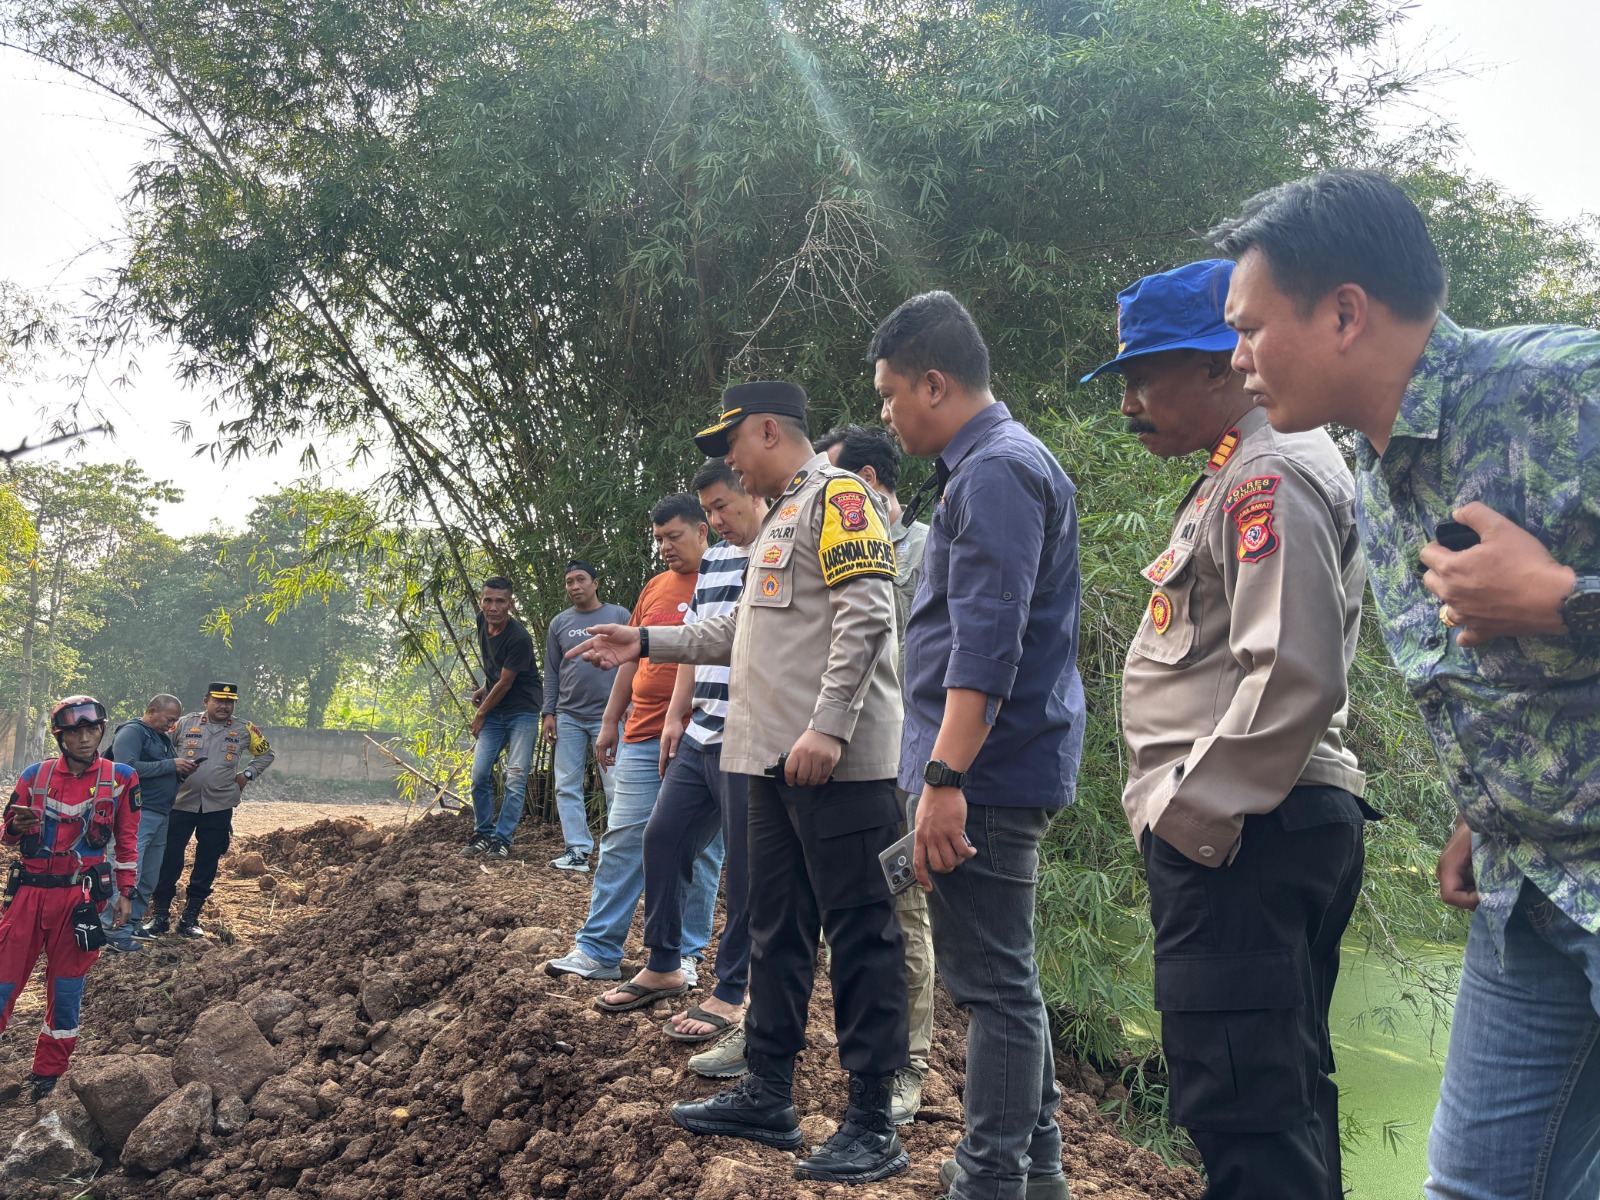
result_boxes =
[879,829,918,895]
[1435,519,1481,552]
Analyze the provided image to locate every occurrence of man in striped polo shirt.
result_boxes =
[594,458,767,1037]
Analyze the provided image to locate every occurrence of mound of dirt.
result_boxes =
[0,812,1201,1199]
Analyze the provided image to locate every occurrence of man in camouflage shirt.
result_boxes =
[1214,170,1600,1200]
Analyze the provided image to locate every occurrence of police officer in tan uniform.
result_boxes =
[571,381,911,1186]
[145,682,275,938]
[1083,261,1375,1200]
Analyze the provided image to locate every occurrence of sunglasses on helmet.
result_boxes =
[53,701,107,729]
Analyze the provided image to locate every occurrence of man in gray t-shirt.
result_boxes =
[543,561,631,870]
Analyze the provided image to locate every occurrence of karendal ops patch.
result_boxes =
[818,478,898,587]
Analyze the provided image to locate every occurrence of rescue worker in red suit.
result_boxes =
[0,696,140,1100]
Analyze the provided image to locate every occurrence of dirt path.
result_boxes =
[229,799,413,838]
[0,806,1201,1199]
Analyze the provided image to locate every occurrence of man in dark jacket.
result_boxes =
[109,695,194,944]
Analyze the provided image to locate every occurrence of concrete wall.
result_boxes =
[264,728,404,784]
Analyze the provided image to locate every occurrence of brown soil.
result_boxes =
[0,806,1202,1199]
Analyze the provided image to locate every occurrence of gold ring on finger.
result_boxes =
[1439,604,1460,628]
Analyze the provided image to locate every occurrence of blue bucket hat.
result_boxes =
[1080,259,1239,382]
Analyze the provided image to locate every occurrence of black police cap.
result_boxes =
[694,381,809,457]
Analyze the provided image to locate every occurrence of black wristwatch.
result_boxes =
[922,759,967,789]
[1560,575,1600,637]
[638,627,651,658]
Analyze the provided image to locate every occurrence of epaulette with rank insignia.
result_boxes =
[1207,428,1240,472]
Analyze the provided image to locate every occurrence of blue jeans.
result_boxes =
[102,806,173,947]
[470,710,540,845]
[576,738,722,968]
[1426,879,1600,1200]
[552,712,613,854]
[928,803,1061,1200]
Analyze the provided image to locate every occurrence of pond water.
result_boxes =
[1331,941,1460,1199]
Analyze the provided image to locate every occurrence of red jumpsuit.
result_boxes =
[0,755,140,1077]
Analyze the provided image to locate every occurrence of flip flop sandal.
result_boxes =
[662,1005,741,1044]
[593,980,693,1014]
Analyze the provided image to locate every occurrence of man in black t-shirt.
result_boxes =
[466,576,545,860]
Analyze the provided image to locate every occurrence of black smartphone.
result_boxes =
[762,753,789,778]
[1435,520,1481,552]
[190,756,208,766]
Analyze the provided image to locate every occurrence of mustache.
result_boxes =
[1125,417,1158,435]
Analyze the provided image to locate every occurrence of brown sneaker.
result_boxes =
[688,1025,748,1078]
[889,1066,923,1125]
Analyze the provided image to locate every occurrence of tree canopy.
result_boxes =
[4,0,1427,613]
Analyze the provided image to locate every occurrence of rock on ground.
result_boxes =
[460,1067,519,1126]
[69,1054,176,1151]
[37,1086,103,1153]
[695,1155,766,1200]
[243,989,301,1039]
[358,971,401,1023]
[122,1081,213,1174]
[500,925,563,956]
[350,828,387,851]
[173,1001,281,1100]
[212,1093,250,1136]
[2,1109,101,1182]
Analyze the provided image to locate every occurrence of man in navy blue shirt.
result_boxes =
[870,291,1084,1200]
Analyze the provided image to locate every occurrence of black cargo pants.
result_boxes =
[1144,785,1370,1200]
[743,774,909,1077]
[152,807,234,916]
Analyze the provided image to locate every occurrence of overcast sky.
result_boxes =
[1,0,1596,535]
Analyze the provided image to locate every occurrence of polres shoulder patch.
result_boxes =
[818,478,897,587]
[1222,475,1280,513]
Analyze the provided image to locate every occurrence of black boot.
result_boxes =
[177,905,206,939]
[28,1073,59,1102]
[793,1072,909,1184]
[141,906,171,936]
[670,1051,802,1150]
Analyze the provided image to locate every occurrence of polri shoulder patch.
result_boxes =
[818,478,897,587]
[247,723,272,756]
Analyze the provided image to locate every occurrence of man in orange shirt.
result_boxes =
[547,495,724,983]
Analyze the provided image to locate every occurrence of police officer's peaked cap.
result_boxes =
[208,681,240,700]
[694,381,809,457]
